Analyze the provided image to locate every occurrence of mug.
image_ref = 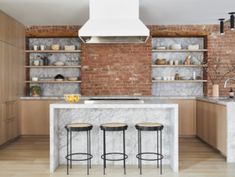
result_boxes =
[40,45,45,50]
[33,45,38,51]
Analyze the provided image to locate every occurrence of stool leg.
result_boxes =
[67,129,69,175]
[140,130,142,175]
[137,130,140,169]
[103,130,106,175]
[87,131,89,175]
[160,130,162,175]
[123,130,126,175]
[157,130,159,168]
[89,130,92,169]
[70,130,72,169]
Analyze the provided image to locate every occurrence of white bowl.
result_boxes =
[67,77,78,81]
[54,61,65,66]
[171,44,182,50]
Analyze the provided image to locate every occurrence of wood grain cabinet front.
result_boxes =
[20,100,57,135]
[196,100,227,156]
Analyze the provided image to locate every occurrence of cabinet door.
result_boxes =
[179,100,196,136]
[0,11,7,42]
[20,100,52,135]
[171,100,196,136]
[0,100,19,144]
[215,104,227,155]
[196,101,203,139]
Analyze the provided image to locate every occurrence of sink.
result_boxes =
[84,98,144,104]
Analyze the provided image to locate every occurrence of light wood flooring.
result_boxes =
[0,136,234,177]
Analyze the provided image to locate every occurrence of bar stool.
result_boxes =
[135,122,164,175]
[100,123,128,175]
[65,123,93,175]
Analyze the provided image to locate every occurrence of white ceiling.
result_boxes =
[0,0,234,26]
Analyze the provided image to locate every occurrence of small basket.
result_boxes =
[51,44,60,50]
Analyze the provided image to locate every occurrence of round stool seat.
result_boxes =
[100,123,128,131]
[135,122,163,131]
[65,123,93,131]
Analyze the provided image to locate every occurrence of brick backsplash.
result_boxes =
[25,24,235,96]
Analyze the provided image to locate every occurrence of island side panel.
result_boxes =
[49,105,178,172]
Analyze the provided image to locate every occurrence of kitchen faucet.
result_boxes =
[224,77,235,88]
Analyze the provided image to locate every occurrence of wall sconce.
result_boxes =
[229,12,235,30]
[219,18,225,35]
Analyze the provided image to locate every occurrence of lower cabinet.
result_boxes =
[196,100,227,155]
[20,100,57,135]
[165,99,196,136]
[0,100,19,145]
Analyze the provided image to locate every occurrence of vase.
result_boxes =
[212,84,219,97]
[43,58,50,66]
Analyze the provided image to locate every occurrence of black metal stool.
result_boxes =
[135,122,164,175]
[100,123,128,175]
[65,123,93,175]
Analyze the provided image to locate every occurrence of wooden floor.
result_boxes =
[0,136,234,177]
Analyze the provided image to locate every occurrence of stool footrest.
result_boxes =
[65,153,93,161]
[136,152,164,161]
[101,152,128,161]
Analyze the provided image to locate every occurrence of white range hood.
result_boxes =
[78,0,149,43]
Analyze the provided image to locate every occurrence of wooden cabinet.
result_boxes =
[164,99,196,136]
[196,100,227,155]
[173,99,196,136]
[0,11,25,145]
[0,101,19,144]
[20,100,57,135]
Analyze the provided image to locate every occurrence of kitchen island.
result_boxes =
[50,98,179,173]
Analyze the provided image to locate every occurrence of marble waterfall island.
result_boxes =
[50,100,179,173]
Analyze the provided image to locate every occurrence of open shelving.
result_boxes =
[25,37,82,97]
[152,80,207,83]
[152,49,208,52]
[25,50,82,53]
[24,65,82,68]
[152,64,205,68]
[151,36,207,96]
[25,81,82,84]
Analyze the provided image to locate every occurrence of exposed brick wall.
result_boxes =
[207,23,235,96]
[80,42,152,96]
[25,24,235,96]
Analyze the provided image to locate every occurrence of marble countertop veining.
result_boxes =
[20,96,235,106]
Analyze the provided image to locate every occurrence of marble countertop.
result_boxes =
[20,96,196,100]
[21,96,235,106]
[197,97,235,106]
[50,99,178,109]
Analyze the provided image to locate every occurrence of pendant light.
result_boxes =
[218,18,225,35]
[229,12,235,30]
